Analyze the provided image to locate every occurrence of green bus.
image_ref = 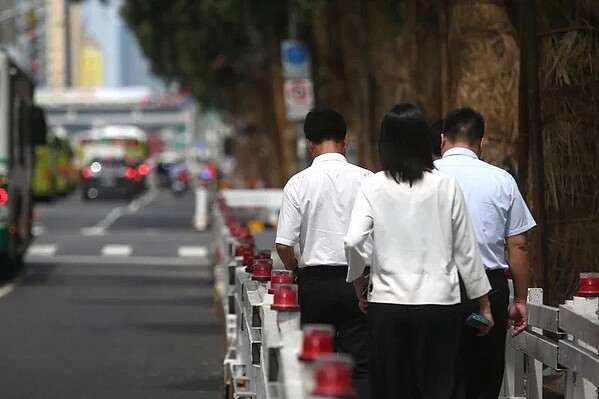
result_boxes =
[33,132,76,200]
[0,49,45,279]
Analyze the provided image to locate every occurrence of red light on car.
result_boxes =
[179,171,189,182]
[137,163,150,176]
[125,167,137,179]
[81,167,92,179]
[0,188,8,206]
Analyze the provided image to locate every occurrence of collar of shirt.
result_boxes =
[311,152,347,165]
[442,147,478,160]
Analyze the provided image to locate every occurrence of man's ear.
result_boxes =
[440,134,447,151]
[306,139,315,153]
[343,137,349,150]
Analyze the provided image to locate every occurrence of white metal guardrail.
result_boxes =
[501,279,599,399]
[212,189,599,399]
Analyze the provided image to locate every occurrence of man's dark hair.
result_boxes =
[442,107,485,145]
[429,118,443,157]
[304,108,347,144]
[379,103,434,186]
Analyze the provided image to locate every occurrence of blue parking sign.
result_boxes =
[281,40,311,78]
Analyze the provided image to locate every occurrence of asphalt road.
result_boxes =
[0,186,224,399]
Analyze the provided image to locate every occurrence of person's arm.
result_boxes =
[275,181,301,273]
[276,244,298,273]
[504,176,536,336]
[344,186,374,284]
[450,181,494,334]
[506,233,530,336]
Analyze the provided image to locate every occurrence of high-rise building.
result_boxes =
[45,0,80,88]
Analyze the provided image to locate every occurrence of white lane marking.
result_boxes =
[177,246,209,258]
[27,244,57,257]
[126,188,158,214]
[80,227,107,236]
[88,188,157,231]
[0,282,15,299]
[32,224,46,236]
[25,254,211,267]
[94,207,125,230]
[101,245,132,257]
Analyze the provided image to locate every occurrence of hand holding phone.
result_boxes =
[466,312,491,336]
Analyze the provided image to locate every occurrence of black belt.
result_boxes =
[300,265,348,277]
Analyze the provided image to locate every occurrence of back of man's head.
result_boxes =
[304,108,347,144]
[442,108,485,145]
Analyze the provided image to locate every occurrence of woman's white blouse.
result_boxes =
[344,170,491,305]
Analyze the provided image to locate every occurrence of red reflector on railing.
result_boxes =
[0,188,8,206]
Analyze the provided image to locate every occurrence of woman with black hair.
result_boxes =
[343,103,494,399]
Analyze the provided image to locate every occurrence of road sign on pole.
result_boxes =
[281,40,311,79]
[283,78,314,121]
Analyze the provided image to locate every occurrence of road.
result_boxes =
[0,186,223,399]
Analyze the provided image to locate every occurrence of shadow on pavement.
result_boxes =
[41,274,214,288]
[74,295,214,307]
[131,322,222,335]
[21,262,59,285]
[161,374,221,392]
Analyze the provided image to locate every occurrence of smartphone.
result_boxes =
[466,312,489,328]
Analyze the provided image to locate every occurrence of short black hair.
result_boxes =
[442,108,485,145]
[304,108,346,144]
[379,103,434,186]
[429,118,443,157]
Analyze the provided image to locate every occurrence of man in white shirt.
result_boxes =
[276,108,373,399]
[435,108,537,399]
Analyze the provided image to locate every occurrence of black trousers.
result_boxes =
[461,269,510,399]
[297,266,370,399]
[368,302,465,399]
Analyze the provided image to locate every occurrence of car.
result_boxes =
[80,157,140,200]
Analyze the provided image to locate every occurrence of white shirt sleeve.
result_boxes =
[275,181,301,247]
[451,181,491,299]
[344,185,374,282]
[506,177,537,237]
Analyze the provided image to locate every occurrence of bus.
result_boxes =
[0,49,45,279]
[33,128,76,200]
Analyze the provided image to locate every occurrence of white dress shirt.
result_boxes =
[435,148,537,270]
[276,153,373,267]
[344,170,491,305]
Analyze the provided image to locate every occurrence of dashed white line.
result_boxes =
[27,244,57,257]
[177,246,209,258]
[80,227,107,236]
[101,245,132,257]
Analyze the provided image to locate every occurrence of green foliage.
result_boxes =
[120,0,291,105]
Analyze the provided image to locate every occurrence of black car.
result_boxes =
[80,157,139,200]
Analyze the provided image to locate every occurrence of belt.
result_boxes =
[300,265,348,277]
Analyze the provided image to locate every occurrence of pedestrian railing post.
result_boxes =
[214,189,361,399]
[501,274,599,399]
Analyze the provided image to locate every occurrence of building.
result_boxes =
[45,0,81,88]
